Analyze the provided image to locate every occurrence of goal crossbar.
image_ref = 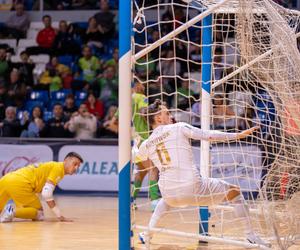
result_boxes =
[133,0,231,62]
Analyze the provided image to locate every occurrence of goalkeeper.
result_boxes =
[0,152,83,223]
[137,99,270,247]
[106,82,160,210]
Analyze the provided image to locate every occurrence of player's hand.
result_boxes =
[58,216,73,222]
[237,126,259,139]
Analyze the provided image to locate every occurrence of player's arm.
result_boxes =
[135,140,149,162]
[41,180,72,222]
[181,123,258,141]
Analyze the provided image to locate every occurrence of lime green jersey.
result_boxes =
[115,92,149,141]
[132,93,149,141]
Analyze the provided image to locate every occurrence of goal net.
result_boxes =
[130,0,300,249]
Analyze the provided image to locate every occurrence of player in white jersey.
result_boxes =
[137,99,270,247]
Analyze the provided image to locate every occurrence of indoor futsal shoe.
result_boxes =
[139,231,151,244]
[247,233,271,248]
[0,201,16,223]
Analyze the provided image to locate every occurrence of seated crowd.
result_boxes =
[0,1,118,138]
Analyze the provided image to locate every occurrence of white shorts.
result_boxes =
[160,177,232,208]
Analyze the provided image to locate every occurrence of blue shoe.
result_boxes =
[0,201,15,223]
[139,231,151,244]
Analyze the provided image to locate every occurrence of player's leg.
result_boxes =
[0,176,18,223]
[139,198,171,244]
[197,178,270,246]
[225,184,270,247]
[133,160,148,200]
[148,161,160,211]
[13,194,43,220]
[7,182,44,221]
[0,181,14,222]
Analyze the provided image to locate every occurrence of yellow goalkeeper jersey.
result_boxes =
[10,162,65,193]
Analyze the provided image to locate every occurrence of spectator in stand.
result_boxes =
[93,0,115,41]
[63,94,77,118]
[0,106,25,137]
[26,15,56,56]
[191,101,201,127]
[189,44,201,72]
[52,20,81,56]
[38,56,70,91]
[175,79,195,110]
[0,48,10,80]
[104,48,118,71]
[49,69,63,92]
[212,94,237,131]
[67,103,97,139]
[99,105,118,138]
[40,103,72,138]
[0,3,30,40]
[96,66,118,109]
[0,81,9,121]
[83,17,104,53]
[10,51,35,87]
[159,49,181,77]
[84,91,104,120]
[7,68,27,108]
[135,54,156,80]
[20,105,45,137]
[77,45,100,84]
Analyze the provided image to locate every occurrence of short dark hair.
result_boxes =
[42,15,51,21]
[53,103,63,109]
[147,99,167,127]
[64,152,84,163]
[20,51,28,56]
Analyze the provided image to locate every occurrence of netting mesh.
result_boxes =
[131,0,300,249]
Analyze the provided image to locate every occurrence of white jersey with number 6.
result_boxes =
[137,122,239,207]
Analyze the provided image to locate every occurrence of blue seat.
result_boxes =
[51,90,71,101]
[58,55,73,68]
[62,88,72,95]
[75,91,87,100]
[25,101,44,113]
[109,0,118,9]
[43,111,53,121]
[73,22,88,30]
[75,99,84,108]
[28,90,49,103]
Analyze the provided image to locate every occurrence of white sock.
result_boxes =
[148,199,170,235]
[232,195,253,235]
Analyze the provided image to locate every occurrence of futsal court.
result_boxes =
[0,195,299,249]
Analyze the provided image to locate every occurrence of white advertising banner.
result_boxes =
[0,145,53,177]
[58,144,262,192]
[193,144,262,191]
[58,145,118,191]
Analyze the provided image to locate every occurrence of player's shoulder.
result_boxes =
[168,122,189,129]
[40,161,63,168]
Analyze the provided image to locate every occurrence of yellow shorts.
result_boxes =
[0,173,42,211]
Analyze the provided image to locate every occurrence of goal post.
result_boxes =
[199,13,213,237]
[118,0,132,249]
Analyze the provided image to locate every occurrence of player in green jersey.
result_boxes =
[107,82,160,210]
